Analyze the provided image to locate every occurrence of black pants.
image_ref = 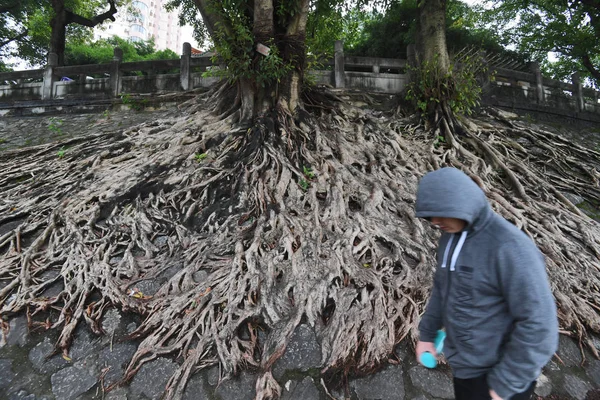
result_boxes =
[454,375,536,400]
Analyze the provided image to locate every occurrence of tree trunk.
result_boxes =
[415,0,461,133]
[49,0,118,66]
[194,0,309,123]
[50,0,67,66]
[277,0,309,113]
[416,0,449,72]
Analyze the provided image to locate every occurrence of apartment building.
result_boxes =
[96,0,194,54]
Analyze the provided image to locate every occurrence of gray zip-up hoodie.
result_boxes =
[415,168,558,399]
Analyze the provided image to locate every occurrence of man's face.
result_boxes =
[430,217,466,233]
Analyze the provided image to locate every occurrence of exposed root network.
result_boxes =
[0,85,599,399]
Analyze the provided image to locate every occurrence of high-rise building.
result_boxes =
[95,0,195,54]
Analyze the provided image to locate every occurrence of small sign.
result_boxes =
[256,43,271,56]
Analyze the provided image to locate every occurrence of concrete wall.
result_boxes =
[0,83,43,101]
[1,42,599,119]
[345,71,408,93]
[53,79,111,99]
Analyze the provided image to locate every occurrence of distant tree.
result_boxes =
[482,0,600,87]
[348,0,526,63]
[0,0,130,67]
[65,36,178,65]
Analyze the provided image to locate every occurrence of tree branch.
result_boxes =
[192,0,229,39]
[64,0,117,28]
[581,53,600,82]
[0,29,28,48]
[0,1,20,14]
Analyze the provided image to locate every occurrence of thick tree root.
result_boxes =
[0,87,599,400]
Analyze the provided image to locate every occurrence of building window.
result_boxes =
[129,36,143,42]
[132,1,149,13]
[131,24,146,34]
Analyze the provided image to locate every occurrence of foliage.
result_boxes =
[194,153,208,162]
[165,0,211,48]
[56,146,67,158]
[479,0,600,87]
[187,0,300,87]
[306,3,373,59]
[0,0,131,67]
[48,117,64,135]
[120,92,148,110]
[347,0,527,64]
[406,52,490,116]
[347,0,417,58]
[65,36,178,65]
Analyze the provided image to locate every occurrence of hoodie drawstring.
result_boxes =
[450,231,468,271]
[441,231,468,271]
[441,236,455,269]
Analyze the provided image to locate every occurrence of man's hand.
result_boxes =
[416,340,436,362]
[489,389,503,400]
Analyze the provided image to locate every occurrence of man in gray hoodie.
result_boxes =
[414,167,558,400]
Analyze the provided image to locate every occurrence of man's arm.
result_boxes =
[487,240,559,399]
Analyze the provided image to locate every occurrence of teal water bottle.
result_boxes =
[419,330,446,368]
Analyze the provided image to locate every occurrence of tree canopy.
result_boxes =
[0,0,128,68]
[480,0,600,87]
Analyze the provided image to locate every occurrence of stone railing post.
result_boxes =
[42,53,58,100]
[180,42,192,91]
[530,62,545,104]
[572,72,584,112]
[372,61,380,74]
[334,40,345,88]
[110,47,123,98]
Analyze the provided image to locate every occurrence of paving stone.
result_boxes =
[535,373,553,397]
[51,365,97,400]
[0,358,15,389]
[545,360,561,372]
[8,390,50,400]
[273,324,322,379]
[557,335,584,367]
[213,371,256,400]
[126,322,138,334]
[193,270,208,283]
[6,316,29,347]
[39,270,63,298]
[135,279,162,296]
[587,360,600,386]
[69,324,103,362]
[207,366,220,386]
[29,337,70,374]
[103,387,130,400]
[98,342,138,387]
[281,377,320,400]
[352,365,405,400]
[182,372,209,400]
[411,396,428,400]
[394,341,410,362]
[409,366,454,399]
[130,358,178,400]
[591,335,600,353]
[563,374,593,400]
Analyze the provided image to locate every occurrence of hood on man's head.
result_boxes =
[415,167,489,227]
